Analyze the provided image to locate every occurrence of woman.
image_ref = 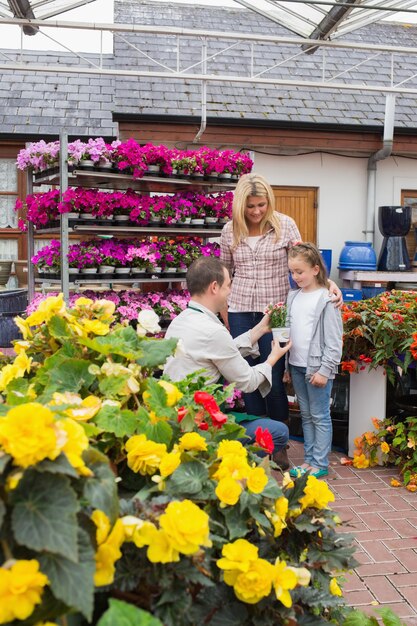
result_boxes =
[220,173,341,423]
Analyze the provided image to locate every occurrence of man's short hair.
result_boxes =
[186,257,228,295]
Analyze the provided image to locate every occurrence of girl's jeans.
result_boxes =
[290,364,333,470]
[228,312,289,422]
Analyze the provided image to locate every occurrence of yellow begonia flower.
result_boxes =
[217,539,258,573]
[247,467,268,494]
[5,471,23,492]
[216,439,247,459]
[14,316,32,340]
[157,380,183,406]
[74,297,94,308]
[50,393,102,422]
[159,451,181,477]
[146,529,180,563]
[12,340,31,354]
[329,577,343,596]
[286,566,311,587]
[178,432,207,452]
[380,441,390,454]
[275,496,289,519]
[125,434,167,475]
[26,294,66,327]
[232,558,275,604]
[159,499,212,556]
[91,510,125,587]
[213,454,250,482]
[273,559,298,608]
[0,350,32,392]
[91,299,116,320]
[299,476,335,511]
[215,476,243,506]
[0,559,48,623]
[132,521,158,548]
[352,453,370,469]
[58,418,92,476]
[81,319,111,336]
[34,622,59,626]
[0,403,59,468]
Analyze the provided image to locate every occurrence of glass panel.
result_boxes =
[0,159,17,191]
[0,196,18,229]
[0,239,18,260]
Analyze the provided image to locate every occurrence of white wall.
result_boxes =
[254,151,416,283]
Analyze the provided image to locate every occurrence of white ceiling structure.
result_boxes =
[2,0,417,96]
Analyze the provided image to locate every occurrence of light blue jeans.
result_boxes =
[290,365,333,470]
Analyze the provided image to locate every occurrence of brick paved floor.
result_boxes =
[288,439,417,625]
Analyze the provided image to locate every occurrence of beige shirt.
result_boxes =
[164,301,272,396]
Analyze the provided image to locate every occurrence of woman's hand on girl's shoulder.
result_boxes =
[328,280,343,308]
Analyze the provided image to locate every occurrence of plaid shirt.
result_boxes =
[220,216,301,312]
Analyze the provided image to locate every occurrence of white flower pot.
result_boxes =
[67,212,79,220]
[164,267,177,274]
[190,218,205,225]
[80,213,95,220]
[348,366,387,459]
[79,159,95,169]
[115,214,130,223]
[99,265,115,274]
[219,172,232,179]
[150,267,162,275]
[69,268,80,275]
[180,217,191,224]
[271,327,290,344]
[205,217,219,224]
[81,268,98,275]
[146,164,161,174]
[115,267,131,275]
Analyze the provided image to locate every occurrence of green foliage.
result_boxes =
[341,290,417,381]
[97,599,163,626]
[343,607,407,626]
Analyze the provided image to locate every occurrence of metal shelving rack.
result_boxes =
[27,131,233,303]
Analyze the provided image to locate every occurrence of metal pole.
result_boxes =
[26,168,35,303]
[59,130,70,304]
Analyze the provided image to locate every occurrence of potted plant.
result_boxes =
[265,301,290,344]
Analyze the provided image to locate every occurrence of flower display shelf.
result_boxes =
[339,269,417,289]
[26,132,231,303]
[32,167,235,194]
[34,225,225,238]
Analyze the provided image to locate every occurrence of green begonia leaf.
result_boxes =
[35,453,79,478]
[0,499,5,529]
[223,505,249,540]
[142,419,173,446]
[11,472,79,561]
[98,374,131,398]
[79,325,142,359]
[83,448,119,523]
[135,337,178,368]
[39,527,95,621]
[98,599,163,626]
[44,358,95,394]
[48,314,73,339]
[5,378,34,406]
[0,453,11,475]
[168,461,208,496]
[94,405,138,437]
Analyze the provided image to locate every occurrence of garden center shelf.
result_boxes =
[34,225,224,237]
[339,269,417,289]
[32,167,235,194]
[26,130,232,304]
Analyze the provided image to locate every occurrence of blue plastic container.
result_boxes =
[338,241,377,270]
[318,248,332,275]
[361,285,387,299]
[341,288,363,301]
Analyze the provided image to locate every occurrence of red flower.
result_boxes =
[255,427,274,455]
[177,406,187,423]
[341,360,357,373]
[194,391,228,429]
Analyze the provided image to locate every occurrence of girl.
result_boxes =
[220,173,342,425]
[285,243,343,478]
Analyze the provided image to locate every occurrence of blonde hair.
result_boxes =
[232,173,281,247]
[288,242,330,288]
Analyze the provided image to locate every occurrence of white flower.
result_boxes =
[137,309,161,334]
[174,338,186,358]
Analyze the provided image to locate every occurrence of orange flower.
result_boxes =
[353,454,369,469]
[341,360,357,373]
[353,436,363,449]
[390,478,401,488]
[380,442,390,454]
[406,484,417,493]
[371,417,383,430]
